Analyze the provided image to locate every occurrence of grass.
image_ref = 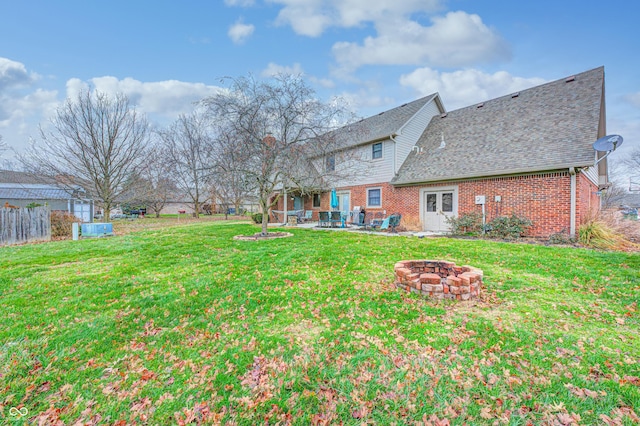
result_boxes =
[1,222,639,424]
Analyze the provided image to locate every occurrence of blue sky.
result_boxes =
[1,0,639,173]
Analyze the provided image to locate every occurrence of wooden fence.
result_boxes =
[0,206,51,246]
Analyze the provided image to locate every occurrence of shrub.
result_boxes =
[51,211,82,238]
[25,202,44,208]
[548,230,575,245]
[445,212,483,235]
[579,211,638,251]
[251,213,269,224]
[486,214,532,239]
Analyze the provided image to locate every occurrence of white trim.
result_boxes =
[337,190,351,212]
[419,185,458,232]
[366,186,383,208]
[371,142,384,161]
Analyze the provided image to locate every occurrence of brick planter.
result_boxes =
[394,260,483,301]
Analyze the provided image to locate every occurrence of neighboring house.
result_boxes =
[0,170,94,222]
[274,66,608,238]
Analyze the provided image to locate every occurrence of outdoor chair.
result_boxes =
[303,210,313,222]
[384,213,402,233]
[353,211,373,230]
[318,211,330,228]
[329,211,342,227]
[370,212,385,229]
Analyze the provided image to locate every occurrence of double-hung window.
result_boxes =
[372,142,382,160]
[367,188,382,207]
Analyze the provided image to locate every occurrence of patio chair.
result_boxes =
[329,211,342,227]
[370,212,385,230]
[382,213,402,233]
[318,211,330,228]
[303,210,313,222]
[354,211,373,230]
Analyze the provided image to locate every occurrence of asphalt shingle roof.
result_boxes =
[392,67,604,185]
[0,186,75,200]
[328,93,439,149]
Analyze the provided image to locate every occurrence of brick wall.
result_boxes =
[272,170,600,237]
[577,172,600,225]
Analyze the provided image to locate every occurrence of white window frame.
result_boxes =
[366,187,382,208]
[325,154,335,172]
[371,142,383,160]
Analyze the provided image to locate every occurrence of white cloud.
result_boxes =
[624,92,640,108]
[0,57,39,90]
[261,62,304,77]
[228,19,255,44]
[270,0,441,37]
[0,58,57,153]
[332,11,510,72]
[66,76,224,120]
[400,67,545,110]
[225,0,255,6]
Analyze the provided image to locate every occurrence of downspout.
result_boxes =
[283,187,288,226]
[390,134,397,174]
[569,167,576,238]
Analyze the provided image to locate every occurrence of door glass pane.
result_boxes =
[442,193,453,212]
[426,194,436,212]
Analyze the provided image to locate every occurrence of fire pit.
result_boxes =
[394,260,482,300]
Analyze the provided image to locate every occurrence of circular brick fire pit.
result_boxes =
[394,260,483,301]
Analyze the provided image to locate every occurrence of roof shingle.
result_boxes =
[392,67,604,185]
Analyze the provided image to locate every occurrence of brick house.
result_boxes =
[274,67,608,237]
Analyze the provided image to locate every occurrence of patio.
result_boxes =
[267,220,443,238]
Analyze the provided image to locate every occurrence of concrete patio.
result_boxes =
[267,220,444,238]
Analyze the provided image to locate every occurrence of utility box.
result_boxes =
[81,223,114,238]
[475,195,486,205]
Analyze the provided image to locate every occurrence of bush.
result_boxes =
[251,213,269,224]
[486,214,532,239]
[548,230,575,245]
[445,212,483,235]
[579,211,638,251]
[51,211,82,238]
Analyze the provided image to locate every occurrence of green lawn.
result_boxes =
[1,222,639,424]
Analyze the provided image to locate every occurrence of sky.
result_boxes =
[1,0,639,180]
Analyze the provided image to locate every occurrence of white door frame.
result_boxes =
[336,190,351,213]
[419,186,458,232]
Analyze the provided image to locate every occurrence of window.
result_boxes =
[372,142,383,160]
[325,154,335,172]
[426,193,436,212]
[442,193,453,212]
[367,188,381,207]
[312,193,321,208]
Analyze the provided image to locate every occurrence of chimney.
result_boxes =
[262,133,276,148]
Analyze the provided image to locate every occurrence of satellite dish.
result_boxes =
[593,135,623,152]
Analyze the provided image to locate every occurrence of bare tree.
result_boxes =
[19,91,149,220]
[134,145,178,217]
[203,74,358,236]
[159,111,212,218]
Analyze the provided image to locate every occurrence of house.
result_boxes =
[274,66,608,237]
[0,170,94,222]
[272,93,446,220]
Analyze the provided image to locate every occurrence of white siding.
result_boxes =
[331,140,393,188]
[394,100,442,174]
[582,165,599,186]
